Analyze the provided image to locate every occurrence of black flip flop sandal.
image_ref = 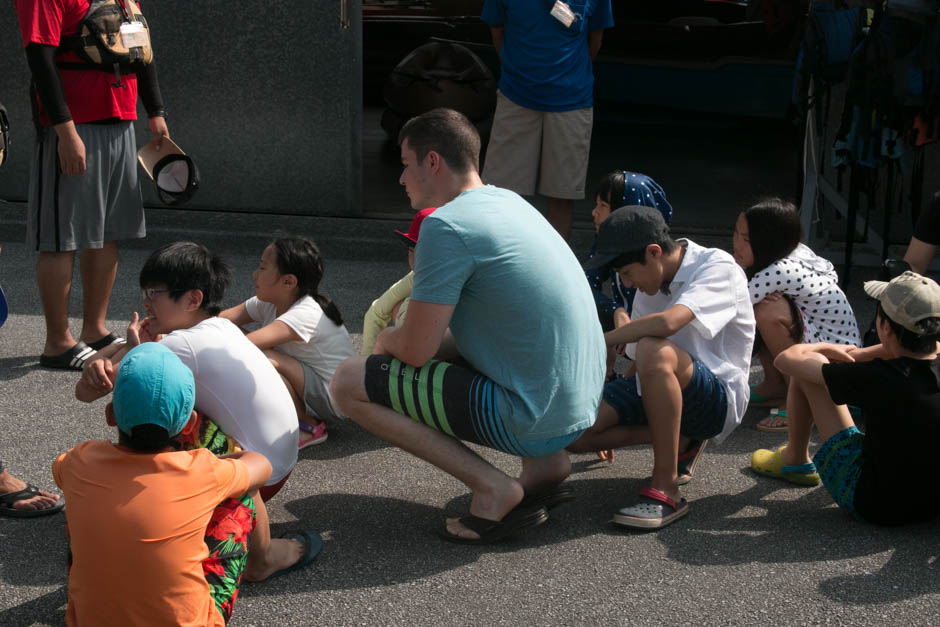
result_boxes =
[0,484,64,518]
[39,341,96,371]
[519,485,576,510]
[87,333,126,352]
[438,505,548,545]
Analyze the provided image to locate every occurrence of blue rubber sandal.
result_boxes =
[268,529,323,578]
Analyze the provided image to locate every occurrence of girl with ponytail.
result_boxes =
[222,236,354,449]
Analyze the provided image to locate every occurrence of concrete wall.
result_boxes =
[0,0,362,216]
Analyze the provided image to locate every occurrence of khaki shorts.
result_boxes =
[482,91,593,200]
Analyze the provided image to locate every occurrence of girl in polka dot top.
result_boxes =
[732,198,861,432]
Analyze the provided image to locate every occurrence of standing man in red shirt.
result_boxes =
[14,0,170,369]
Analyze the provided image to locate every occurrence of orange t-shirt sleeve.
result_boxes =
[209,455,253,501]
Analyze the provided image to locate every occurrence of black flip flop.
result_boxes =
[0,484,65,518]
[39,341,96,371]
[438,504,548,545]
[87,333,126,352]
[519,485,576,510]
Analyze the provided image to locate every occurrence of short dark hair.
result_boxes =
[398,108,480,174]
[609,235,679,268]
[742,198,802,280]
[139,242,232,315]
[118,424,171,453]
[876,303,940,353]
[594,171,625,206]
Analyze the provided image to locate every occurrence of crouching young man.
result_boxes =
[331,108,606,544]
[567,206,755,529]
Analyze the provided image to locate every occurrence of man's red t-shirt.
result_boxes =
[14,0,139,125]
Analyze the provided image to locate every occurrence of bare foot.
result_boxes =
[0,471,61,513]
[243,537,305,581]
[444,480,524,541]
[756,409,788,432]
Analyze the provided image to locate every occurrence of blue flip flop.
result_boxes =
[269,529,323,578]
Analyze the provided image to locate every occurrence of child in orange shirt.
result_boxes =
[54,343,321,626]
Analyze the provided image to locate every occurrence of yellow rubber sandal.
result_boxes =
[751,446,820,486]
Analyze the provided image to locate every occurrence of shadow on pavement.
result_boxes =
[0,586,67,627]
[0,356,41,382]
[296,421,391,461]
[245,473,939,606]
[650,469,940,603]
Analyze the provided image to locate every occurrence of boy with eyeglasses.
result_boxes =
[77,241,315,581]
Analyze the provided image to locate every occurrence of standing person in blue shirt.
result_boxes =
[480,0,614,239]
[330,108,606,545]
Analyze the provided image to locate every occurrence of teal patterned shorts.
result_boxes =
[813,426,864,520]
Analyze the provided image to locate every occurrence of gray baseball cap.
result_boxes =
[584,205,670,271]
[864,271,940,333]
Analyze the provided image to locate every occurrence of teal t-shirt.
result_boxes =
[412,185,605,439]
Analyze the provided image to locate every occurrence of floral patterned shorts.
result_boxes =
[204,493,257,623]
[178,412,255,623]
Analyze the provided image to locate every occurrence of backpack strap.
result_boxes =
[0,101,9,168]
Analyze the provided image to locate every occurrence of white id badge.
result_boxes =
[120,22,149,48]
[550,0,576,28]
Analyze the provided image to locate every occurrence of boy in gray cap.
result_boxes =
[568,205,755,529]
[752,272,940,525]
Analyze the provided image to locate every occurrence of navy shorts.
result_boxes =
[602,359,727,440]
[363,355,583,457]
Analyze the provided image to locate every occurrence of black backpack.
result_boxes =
[382,41,497,141]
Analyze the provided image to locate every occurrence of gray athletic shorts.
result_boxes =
[301,362,345,421]
[27,121,145,252]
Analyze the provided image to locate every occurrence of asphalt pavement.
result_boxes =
[0,202,938,627]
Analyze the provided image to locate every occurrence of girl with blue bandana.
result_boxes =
[585,170,673,379]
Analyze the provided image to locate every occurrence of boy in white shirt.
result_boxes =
[77,241,309,580]
[568,206,755,529]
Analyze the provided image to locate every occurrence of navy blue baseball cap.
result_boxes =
[584,205,670,271]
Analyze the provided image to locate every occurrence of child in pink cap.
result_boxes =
[360,208,436,355]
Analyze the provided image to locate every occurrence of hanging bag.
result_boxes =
[57,0,153,72]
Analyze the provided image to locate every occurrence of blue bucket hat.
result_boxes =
[621,171,673,225]
[113,343,195,437]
